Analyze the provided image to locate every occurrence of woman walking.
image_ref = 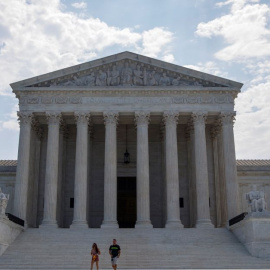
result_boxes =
[90,243,101,270]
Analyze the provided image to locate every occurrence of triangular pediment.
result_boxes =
[11,51,243,90]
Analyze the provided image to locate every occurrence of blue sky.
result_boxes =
[0,0,270,159]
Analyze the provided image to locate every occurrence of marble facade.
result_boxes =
[8,52,245,228]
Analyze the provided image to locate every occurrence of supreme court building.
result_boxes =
[10,51,243,229]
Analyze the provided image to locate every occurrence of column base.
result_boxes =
[195,219,214,228]
[70,220,88,229]
[135,220,153,229]
[165,220,184,229]
[40,220,58,228]
[101,221,119,229]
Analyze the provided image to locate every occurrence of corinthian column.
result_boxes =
[13,112,33,224]
[71,112,90,228]
[163,111,183,228]
[101,111,119,228]
[220,111,239,220]
[192,111,213,227]
[134,111,153,228]
[41,112,61,227]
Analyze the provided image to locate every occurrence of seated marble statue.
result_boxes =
[0,187,9,215]
[246,185,266,212]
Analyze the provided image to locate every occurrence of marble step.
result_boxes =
[1,228,270,269]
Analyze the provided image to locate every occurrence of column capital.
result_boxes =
[191,111,207,125]
[17,111,33,125]
[163,111,179,125]
[220,111,236,125]
[103,111,119,125]
[74,111,91,125]
[46,112,62,125]
[134,111,150,126]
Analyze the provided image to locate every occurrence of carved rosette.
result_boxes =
[103,111,119,126]
[46,112,62,125]
[191,111,207,126]
[17,111,33,126]
[74,111,91,125]
[163,111,179,126]
[134,111,150,126]
[220,111,236,126]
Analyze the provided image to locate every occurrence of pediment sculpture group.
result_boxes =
[56,63,203,87]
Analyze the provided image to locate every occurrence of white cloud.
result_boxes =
[0,0,175,96]
[184,61,228,77]
[0,105,19,132]
[141,27,174,60]
[71,2,87,9]
[196,1,270,61]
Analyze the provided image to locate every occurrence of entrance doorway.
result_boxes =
[117,177,136,228]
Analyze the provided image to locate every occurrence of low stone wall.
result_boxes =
[230,212,270,258]
[0,216,24,256]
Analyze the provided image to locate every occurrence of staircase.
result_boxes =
[0,227,270,269]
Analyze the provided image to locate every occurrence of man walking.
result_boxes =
[109,239,121,270]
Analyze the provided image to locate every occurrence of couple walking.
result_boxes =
[91,239,121,270]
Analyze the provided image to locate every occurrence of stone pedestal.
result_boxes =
[135,111,153,228]
[230,212,270,258]
[101,112,119,229]
[0,216,24,256]
[163,111,183,228]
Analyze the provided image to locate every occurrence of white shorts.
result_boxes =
[111,257,118,265]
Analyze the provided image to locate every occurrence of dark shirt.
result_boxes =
[109,244,121,258]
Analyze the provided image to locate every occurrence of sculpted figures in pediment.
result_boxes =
[148,71,158,86]
[107,65,120,86]
[49,61,212,87]
[85,72,96,86]
[121,62,133,85]
[133,65,144,86]
[159,72,171,86]
[96,70,107,86]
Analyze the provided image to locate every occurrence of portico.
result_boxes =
[11,52,242,229]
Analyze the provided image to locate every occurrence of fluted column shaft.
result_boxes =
[42,112,61,226]
[135,111,152,228]
[211,126,222,227]
[192,112,213,227]
[14,112,33,224]
[220,112,239,220]
[164,111,183,228]
[71,112,90,227]
[101,111,119,228]
[217,132,227,226]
